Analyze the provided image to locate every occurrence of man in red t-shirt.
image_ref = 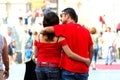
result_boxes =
[41,8,94,80]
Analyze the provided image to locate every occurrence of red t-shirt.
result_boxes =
[54,22,93,73]
[34,39,67,64]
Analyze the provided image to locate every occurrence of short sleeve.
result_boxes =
[59,39,68,46]
[54,24,66,37]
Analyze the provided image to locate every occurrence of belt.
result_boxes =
[36,62,59,67]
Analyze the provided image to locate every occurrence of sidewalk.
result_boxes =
[7,59,120,80]
[88,58,120,80]
[89,69,120,80]
[90,58,120,70]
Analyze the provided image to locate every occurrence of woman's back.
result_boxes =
[34,34,62,63]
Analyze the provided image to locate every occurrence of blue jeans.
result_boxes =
[35,66,61,80]
[92,46,99,63]
[61,69,89,80]
[98,46,102,56]
[105,46,113,64]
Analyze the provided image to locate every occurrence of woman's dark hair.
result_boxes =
[43,12,59,41]
[62,8,78,23]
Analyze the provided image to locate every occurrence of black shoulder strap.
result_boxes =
[56,36,60,43]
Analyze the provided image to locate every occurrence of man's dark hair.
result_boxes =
[62,8,78,23]
[43,12,59,41]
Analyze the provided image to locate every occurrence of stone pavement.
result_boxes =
[7,59,120,80]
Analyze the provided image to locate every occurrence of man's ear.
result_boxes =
[65,13,70,19]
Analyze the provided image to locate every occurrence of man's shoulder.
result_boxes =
[78,24,89,30]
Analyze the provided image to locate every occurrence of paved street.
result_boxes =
[89,59,120,80]
[89,70,120,80]
[7,59,120,80]
[8,63,25,80]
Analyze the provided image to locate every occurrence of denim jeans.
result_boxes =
[105,46,113,64]
[61,69,89,80]
[98,46,102,56]
[35,66,61,80]
[92,46,99,63]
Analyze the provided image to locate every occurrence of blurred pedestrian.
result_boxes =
[21,28,30,63]
[23,29,37,80]
[99,15,107,31]
[98,31,103,59]
[114,31,120,59]
[0,34,9,80]
[90,27,99,70]
[41,8,93,80]
[102,27,116,65]
[6,27,16,64]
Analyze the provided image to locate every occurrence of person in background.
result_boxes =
[115,31,120,59]
[6,27,15,64]
[34,11,91,80]
[21,28,30,63]
[0,34,9,80]
[40,8,93,80]
[24,29,37,80]
[99,15,107,31]
[90,27,99,70]
[98,31,103,59]
[102,27,115,65]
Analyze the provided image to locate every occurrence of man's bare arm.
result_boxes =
[62,45,90,66]
[89,46,94,62]
[40,26,54,34]
[59,37,90,66]
[2,37,9,79]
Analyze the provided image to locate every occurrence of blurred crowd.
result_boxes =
[0,8,51,64]
[0,8,120,65]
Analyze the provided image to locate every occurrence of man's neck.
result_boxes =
[67,19,75,24]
